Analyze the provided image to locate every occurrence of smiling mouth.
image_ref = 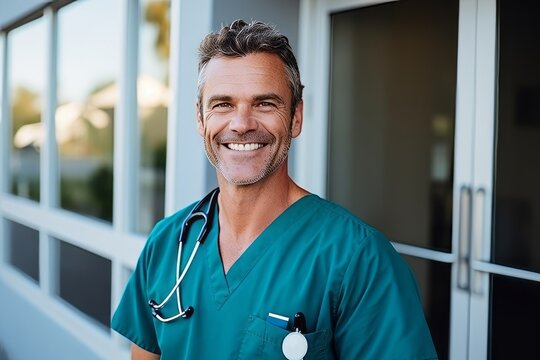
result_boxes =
[226,143,265,151]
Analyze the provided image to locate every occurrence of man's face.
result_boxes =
[197,52,303,185]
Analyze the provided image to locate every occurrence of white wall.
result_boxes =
[0,280,104,360]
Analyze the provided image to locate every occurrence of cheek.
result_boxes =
[201,111,220,137]
[277,113,293,133]
[258,109,291,129]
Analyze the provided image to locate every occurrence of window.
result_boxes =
[56,0,122,222]
[8,18,46,202]
[326,1,459,356]
[493,0,540,274]
[58,240,112,328]
[327,1,458,252]
[7,219,40,282]
[0,0,211,358]
[137,0,170,233]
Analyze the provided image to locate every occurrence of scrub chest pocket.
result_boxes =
[238,315,329,359]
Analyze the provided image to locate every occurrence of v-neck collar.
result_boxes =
[205,194,317,309]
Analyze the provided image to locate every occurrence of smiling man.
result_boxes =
[112,20,438,360]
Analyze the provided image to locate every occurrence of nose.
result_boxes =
[228,105,258,134]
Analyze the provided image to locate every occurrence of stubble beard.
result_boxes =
[204,131,292,186]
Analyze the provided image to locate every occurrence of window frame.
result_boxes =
[0,0,212,358]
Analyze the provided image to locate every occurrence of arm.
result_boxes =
[112,228,163,356]
[334,232,438,359]
[131,344,160,360]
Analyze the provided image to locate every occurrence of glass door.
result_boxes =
[299,0,540,358]
[325,1,460,358]
[468,0,540,358]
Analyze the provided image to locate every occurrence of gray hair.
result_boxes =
[197,19,303,116]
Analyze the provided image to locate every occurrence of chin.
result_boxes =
[218,167,271,186]
[216,159,287,186]
[222,174,263,186]
[217,165,267,185]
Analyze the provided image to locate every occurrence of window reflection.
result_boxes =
[403,255,450,360]
[9,19,46,201]
[7,219,40,283]
[58,239,111,328]
[57,0,122,222]
[327,0,458,251]
[137,0,170,233]
[489,275,540,359]
[493,0,540,273]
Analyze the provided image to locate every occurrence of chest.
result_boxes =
[218,232,252,274]
[149,235,338,359]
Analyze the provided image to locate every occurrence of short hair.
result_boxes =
[197,19,304,116]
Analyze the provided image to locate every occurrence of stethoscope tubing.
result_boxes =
[149,188,219,322]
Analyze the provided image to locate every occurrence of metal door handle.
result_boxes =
[471,188,486,294]
[457,186,472,290]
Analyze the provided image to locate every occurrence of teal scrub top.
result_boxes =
[112,194,438,360]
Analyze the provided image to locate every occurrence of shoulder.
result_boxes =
[301,195,405,274]
[303,194,385,246]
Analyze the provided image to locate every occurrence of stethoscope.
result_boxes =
[148,188,220,322]
[147,187,309,359]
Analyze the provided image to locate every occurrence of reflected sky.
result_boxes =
[57,0,122,103]
[8,0,166,103]
[8,0,169,147]
[9,19,46,95]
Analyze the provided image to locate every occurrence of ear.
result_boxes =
[291,100,304,138]
[196,102,204,136]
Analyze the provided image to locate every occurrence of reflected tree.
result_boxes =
[144,0,170,62]
[59,79,115,221]
[10,87,41,201]
[11,87,41,134]
[89,165,113,222]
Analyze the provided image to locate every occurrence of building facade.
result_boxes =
[0,0,539,359]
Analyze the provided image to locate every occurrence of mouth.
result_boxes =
[225,143,266,151]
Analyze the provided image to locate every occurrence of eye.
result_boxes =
[215,103,230,108]
[212,103,232,111]
[257,101,275,109]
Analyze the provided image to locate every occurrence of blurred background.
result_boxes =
[0,0,538,359]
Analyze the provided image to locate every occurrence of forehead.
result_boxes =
[201,52,290,101]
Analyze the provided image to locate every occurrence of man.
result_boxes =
[112,20,437,360]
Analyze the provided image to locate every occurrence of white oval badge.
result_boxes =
[282,332,308,360]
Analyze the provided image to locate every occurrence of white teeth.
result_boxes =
[227,143,263,151]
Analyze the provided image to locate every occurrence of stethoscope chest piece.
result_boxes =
[282,331,308,360]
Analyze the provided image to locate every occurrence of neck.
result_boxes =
[215,165,309,272]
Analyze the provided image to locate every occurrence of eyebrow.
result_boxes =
[206,95,233,107]
[252,93,286,105]
[205,93,286,107]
